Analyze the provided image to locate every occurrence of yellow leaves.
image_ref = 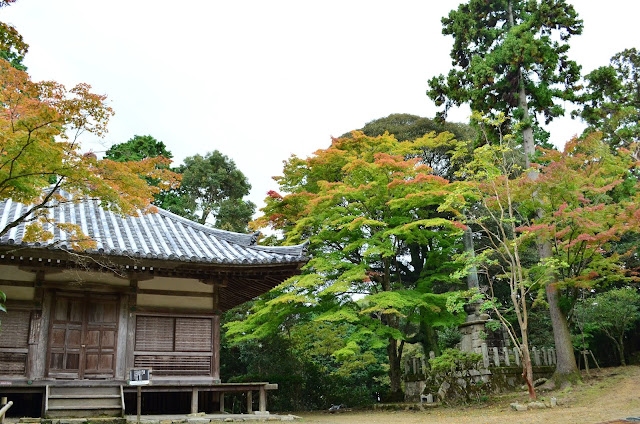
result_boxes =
[0,57,180,247]
[56,222,97,250]
[22,222,53,243]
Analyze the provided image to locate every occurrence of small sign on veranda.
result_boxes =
[129,368,152,385]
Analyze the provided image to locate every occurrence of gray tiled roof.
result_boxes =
[0,195,308,265]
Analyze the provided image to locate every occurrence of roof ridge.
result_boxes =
[153,207,258,246]
[250,240,310,255]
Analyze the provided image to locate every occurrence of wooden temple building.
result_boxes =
[0,194,308,417]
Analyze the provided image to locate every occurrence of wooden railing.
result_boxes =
[0,397,13,424]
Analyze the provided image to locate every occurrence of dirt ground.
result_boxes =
[295,366,640,424]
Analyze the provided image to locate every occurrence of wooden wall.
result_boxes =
[0,265,221,383]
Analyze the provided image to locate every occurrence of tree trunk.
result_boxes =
[509,0,579,385]
[521,347,536,400]
[508,0,535,164]
[386,337,404,401]
[618,336,626,366]
[540,240,580,385]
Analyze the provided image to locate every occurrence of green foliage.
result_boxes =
[236,131,470,397]
[104,135,192,217]
[105,135,173,162]
[106,140,256,232]
[429,348,482,374]
[179,151,255,232]
[427,0,582,144]
[576,48,640,150]
[222,310,387,410]
[574,287,640,366]
[436,326,463,352]
[0,289,5,313]
[345,113,476,142]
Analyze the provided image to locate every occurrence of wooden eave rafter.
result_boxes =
[0,246,306,312]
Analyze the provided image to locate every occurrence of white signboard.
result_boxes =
[129,368,151,385]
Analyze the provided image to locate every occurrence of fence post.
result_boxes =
[503,347,511,366]
[481,343,490,368]
[492,347,500,367]
[514,347,521,367]
[532,347,541,366]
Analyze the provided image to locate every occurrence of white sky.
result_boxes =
[2,1,639,212]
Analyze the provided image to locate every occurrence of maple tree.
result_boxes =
[524,134,640,290]
[448,115,640,396]
[446,114,541,399]
[230,131,465,400]
[0,0,27,70]
[0,58,179,249]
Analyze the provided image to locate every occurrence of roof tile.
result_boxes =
[0,193,307,266]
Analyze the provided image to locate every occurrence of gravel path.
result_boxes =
[296,366,640,424]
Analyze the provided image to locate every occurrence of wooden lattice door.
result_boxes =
[48,293,119,379]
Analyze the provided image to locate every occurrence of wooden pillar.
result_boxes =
[219,392,225,413]
[212,315,220,382]
[136,386,141,424]
[191,388,198,414]
[246,391,252,413]
[259,387,266,413]
[27,276,44,380]
[212,282,222,382]
[34,290,52,380]
[126,279,138,373]
[116,294,129,379]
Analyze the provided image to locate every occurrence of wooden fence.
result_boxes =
[404,343,557,377]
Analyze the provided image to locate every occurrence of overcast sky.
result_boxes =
[2,1,639,212]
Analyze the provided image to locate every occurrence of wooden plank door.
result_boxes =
[48,295,84,378]
[83,298,118,378]
[48,293,119,379]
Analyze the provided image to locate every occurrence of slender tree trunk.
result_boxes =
[521,345,536,400]
[618,336,626,366]
[607,333,627,366]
